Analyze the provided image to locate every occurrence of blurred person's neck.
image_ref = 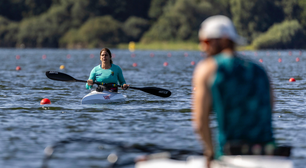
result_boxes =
[221,48,235,56]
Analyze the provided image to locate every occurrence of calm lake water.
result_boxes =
[0,49,305,168]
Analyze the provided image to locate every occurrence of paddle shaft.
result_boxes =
[46,71,171,97]
[72,81,171,97]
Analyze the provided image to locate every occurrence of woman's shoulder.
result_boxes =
[93,64,101,69]
[111,64,122,70]
[90,65,101,73]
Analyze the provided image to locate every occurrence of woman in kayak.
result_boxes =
[86,48,129,92]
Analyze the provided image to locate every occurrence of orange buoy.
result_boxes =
[259,59,263,63]
[42,54,47,59]
[167,53,171,57]
[278,58,282,63]
[40,98,51,105]
[132,63,137,67]
[90,54,94,58]
[289,78,296,82]
[163,62,169,66]
[16,55,20,60]
[191,61,195,66]
[16,66,21,71]
[296,57,300,62]
[66,54,71,59]
[59,65,65,69]
[150,53,154,57]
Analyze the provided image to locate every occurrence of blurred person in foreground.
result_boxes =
[192,15,276,167]
[87,48,129,92]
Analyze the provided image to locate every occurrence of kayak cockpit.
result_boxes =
[81,90,126,104]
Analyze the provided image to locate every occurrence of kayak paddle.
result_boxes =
[46,71,171,97]
[128,86,171,97]
[46,71,100,84]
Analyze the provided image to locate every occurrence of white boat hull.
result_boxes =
[81,91,126,104]
[135,155,293,168]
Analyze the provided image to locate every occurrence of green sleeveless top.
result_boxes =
[210,53,274,158]
[86,64,126,90]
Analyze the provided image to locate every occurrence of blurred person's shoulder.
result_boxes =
[234,53,269,76]
[193,57,217,82]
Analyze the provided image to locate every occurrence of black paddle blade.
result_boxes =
[46,71,76,82]
[130,87,171,97]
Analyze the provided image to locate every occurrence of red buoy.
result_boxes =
[259,59,263,63]
[42,54,47,59]
[16,66,21,71]
[163,62,169,66]
[296,57,300,62]
[132,63,137,67]
[40,98,51,105]
[289,78,296,82]
[191,61,195,66]
[16,55,20,60]
[278,58,282,63]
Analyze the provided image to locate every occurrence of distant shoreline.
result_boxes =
[0,43,255,51]
[118,42,255,51]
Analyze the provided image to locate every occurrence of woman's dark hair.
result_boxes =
[100,48,113,64]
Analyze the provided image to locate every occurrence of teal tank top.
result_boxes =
[86,64,126,89]
[210,53,274,158]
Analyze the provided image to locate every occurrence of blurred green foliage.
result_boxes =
[148,0,169,20]
[142,0,216,42]
[60,16,122,48]
[123,17,150,42]
[252,20,305,49]
[0,0,53,21]
[230,0,284,43]
[0,0,305,49]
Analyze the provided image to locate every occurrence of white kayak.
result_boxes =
[135,155,293,168]
[81,90,126,104]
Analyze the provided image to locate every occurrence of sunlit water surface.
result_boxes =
[0,49,305,168]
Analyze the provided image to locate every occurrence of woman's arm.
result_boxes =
[118,66,128,89]
[86,67,96,89]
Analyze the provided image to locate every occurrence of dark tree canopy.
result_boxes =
[0,0,305,49]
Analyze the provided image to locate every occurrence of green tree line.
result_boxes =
[0,0,306,49]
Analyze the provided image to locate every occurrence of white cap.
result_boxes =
[198,15,246,45]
